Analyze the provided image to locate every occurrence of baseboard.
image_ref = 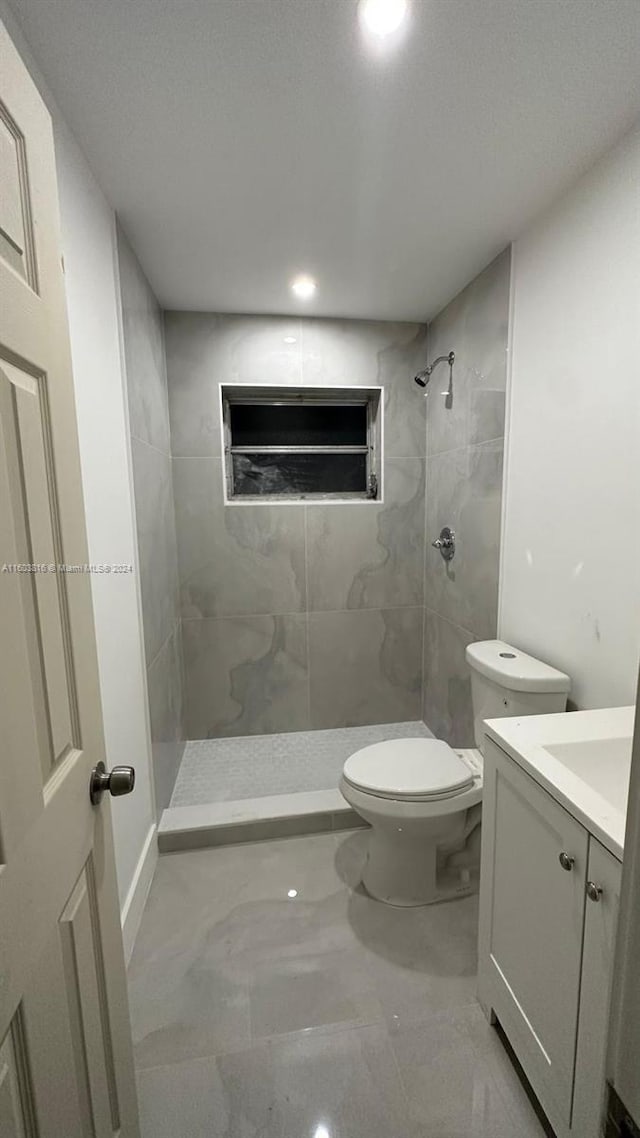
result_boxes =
[120,822,158,965]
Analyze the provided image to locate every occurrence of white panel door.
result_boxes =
[478,738,588,1136]
[571,839,621,1138]
[0,18,140,1137]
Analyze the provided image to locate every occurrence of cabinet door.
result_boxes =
[478,739,588,1135]
[571,840,621,1138]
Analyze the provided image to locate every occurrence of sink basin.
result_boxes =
[543,736,632,815]
[484,706,635,859]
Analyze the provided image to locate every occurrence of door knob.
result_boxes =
[559,851,575,871]
[586,881,603,903]
[90,761,136,805]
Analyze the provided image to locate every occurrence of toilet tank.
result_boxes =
[465,640,571,754]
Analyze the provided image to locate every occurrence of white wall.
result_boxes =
[500,127,640,709]
[54,119,157,947]
[1,2,157,952]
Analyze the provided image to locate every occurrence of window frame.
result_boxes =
[220,384,383,505]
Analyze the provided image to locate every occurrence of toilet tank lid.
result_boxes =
[465,640,571,694]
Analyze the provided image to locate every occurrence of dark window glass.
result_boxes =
[230,402,367,448]
[232,452,368,497]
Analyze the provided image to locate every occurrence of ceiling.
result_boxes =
[9,0,640,321]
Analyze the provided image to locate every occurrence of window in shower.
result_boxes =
[221,385,382,501]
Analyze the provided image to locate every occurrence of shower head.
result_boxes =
[413,350,455,388]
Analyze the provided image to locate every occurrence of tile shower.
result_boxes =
[118,238,510,827]
[167,313,429,740]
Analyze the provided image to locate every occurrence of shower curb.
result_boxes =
[157,788,367,852]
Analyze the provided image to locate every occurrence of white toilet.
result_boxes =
[340,640,570,907]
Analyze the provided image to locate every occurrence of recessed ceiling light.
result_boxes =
[283,335,297,344]
[358,0,409,37]
[290,274,317,300]
[287,888,298,899]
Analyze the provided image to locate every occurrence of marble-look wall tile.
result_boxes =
[119,229,185,805]
[165,313,303,458]
[131,437,179,667]
[425,440,504,640]
[425,291,470,458]
[166,310,431,737]
[309,608,422,729]
[306,458,425,612]
[468,388,505,447]
[423,610,474,748]
[147,625,185,815]
[173,459,306,617]
[165,313,428,463]
[182,614,310,738]
[300,318,428,458]
[423,249,510,739]
[117,227,171,454]
[461,248,510,392]
[427,248,510,458]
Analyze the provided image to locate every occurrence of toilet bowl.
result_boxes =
[340,740,483,906]
[340,640,571,907]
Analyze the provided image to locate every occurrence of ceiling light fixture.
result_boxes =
[290,274,317,300]
[358,0,409,38]
[283,335,297,344]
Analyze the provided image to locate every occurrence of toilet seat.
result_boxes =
[342,738,475,802]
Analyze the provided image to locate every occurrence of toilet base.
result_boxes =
[361,826,479,907]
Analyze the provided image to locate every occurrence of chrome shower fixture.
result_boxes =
[414,350,455,388]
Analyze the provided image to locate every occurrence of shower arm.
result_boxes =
[426,351,455,376]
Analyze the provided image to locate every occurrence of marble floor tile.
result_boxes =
[129,954,250,1071]
[130,831,548,1138]
[462,1003,550,1134]
[249,947,382,1040]
[390,1007,535,1137]
[136,1054,235,1138]
[137,1022,412,1138]
[129,834,358,983]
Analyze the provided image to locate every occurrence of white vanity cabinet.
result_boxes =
[571,838,622,1137]
[478,736,622,1138]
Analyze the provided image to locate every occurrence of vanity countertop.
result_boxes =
[484,705,635,861]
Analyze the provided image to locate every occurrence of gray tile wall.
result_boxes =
[164,314,429,738]
[117,226,185,810]
[423,248,511,746]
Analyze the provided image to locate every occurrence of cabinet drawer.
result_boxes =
[478,738,588,1134]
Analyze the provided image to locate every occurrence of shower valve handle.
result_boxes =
[432,527,455,561]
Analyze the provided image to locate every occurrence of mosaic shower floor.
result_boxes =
[170,721,433,808]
